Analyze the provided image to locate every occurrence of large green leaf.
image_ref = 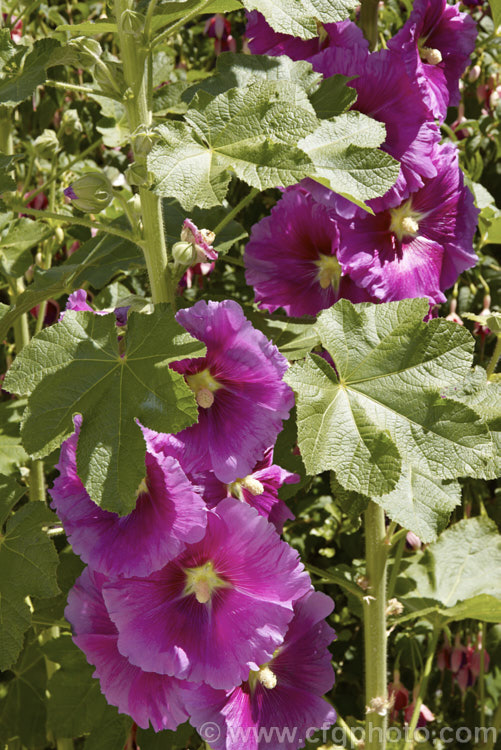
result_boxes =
[0,487,59,670]
[405,517,501,619]
[183,52,322,102]
[298,113,400,207]
[242,0,358,39]
[148,80,317,209]
[0,635,47,747]
[285,299,493,497]
[0,401,28,475]
[0,218,52,278]
[4,307,206,514]
[0,232,144,341]
[0,38,59,106]
[309,74,357,119]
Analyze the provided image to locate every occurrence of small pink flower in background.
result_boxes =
[473,294,491,341]
[438,633,490,693]
[445,298,463,325]
[404,697,435,727]
[2,14,23,43]
[204,14,236,55]
[406,531,422,549]
[389,672,410,722]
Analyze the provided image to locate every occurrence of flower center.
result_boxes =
[227,475,265,501]
[186,368,221,409]
[248,664,278,691]
[389,200,422,242]
[136,477,148,497]
[183,561,230,604]
[418,39,442,65]
[314,254,342,291]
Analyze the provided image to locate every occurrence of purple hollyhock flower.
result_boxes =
[102,498,311,690]
[335,142,478,304]
[388,0,477,120]
[64,289,95,314]
[311,46,440,201]
[184,590,336,750]
[245,13,368,61]
[191,447,298,534]
[170,300,294,484]
[244,187,375,317]
[49,415,207,578]
[66,567,191,731]
[181,219,218,262]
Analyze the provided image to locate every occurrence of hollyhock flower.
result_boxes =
[192,447,298,533]
[170,300,294,483]
[311,46,440,200]
[205,14,237,54]
[64,289,95,313]
[102,498,311,689]
[389,673,410,722]
[66,567,191,731]
[245,13,368,61]
[183,590,336,750]
[244,187,374,317]
[181,219,218,262]
[388,0,477,120]
[334,142,478,304]
[405,531,422,550]
[179,262,215,291]
[49,416,207,578]
[404,700,435,727]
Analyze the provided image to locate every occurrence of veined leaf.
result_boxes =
[242,0,358,39]
[285,299,493,497]
[4,307,206,514]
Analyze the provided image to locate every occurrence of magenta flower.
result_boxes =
[64,289,95,313]
[244,187,374,317]
[170,300,294,483]
[311,46,440,201]
[245,14,368,61]
[49,416,207,578]
[102,498,311,690]
[184,590,336,750]
[66,567,191,731]
[335,142,478,304]
[181,219,218,262]
[388,0,477,120]
[191,447,298,533]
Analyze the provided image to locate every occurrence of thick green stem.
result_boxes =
[403,627,440,750]
[486,335,501,380]
[212,188,259,236]
[115,0,174,305]
[359,0,380,51]
[364,501,388,750]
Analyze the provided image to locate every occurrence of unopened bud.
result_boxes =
[55,226,65,245]
[61,109,83,136]
[34,129,59,159]
[172,241,197,266]
[68,36,102,67]
[121,9,144,37]
[125,163,149,186]
[468,65,481,82]
[64,172,113,213]
[132,127,158,158]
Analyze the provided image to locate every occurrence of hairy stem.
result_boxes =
[486,335,501,379]
[115,0,174,305]
[403,627,440,750]
[364,501,388,750]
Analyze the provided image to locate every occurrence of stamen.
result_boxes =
[314,254,342,291]
[136,477,148,497]
[420,46,442,65]
[184,561,230,604]
[186,368,221,409]
[389,200,422,241]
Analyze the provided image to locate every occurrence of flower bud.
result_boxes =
[181,219,217,262]
[468,64,481,82]
[68,36,102,67]
[61,108,83,136]
[64,173,113,213]
[131,127,158,158]
[125,163,149,187]
[121,9,144,37]
[33,129,59,159]
[172,241,197,266]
